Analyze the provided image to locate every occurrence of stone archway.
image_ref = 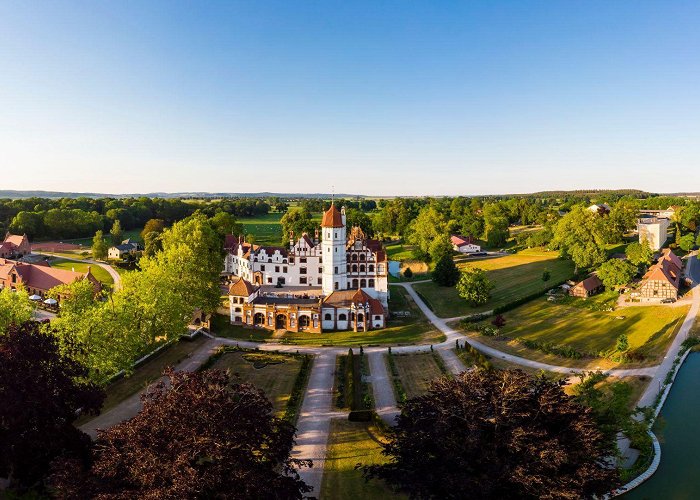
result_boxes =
[298,315,311,330]
[253,312,265,326]
[275,313,287,329]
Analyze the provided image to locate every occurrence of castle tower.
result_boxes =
[321,203,347,295]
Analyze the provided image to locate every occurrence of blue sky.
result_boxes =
[1,1,698,195]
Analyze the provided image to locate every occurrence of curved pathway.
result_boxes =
[79,254,700,495]
[34,252,122,290]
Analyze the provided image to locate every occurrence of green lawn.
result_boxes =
[412,248,575,318]
[239,211,323,246]
[79,336,208,421]
[50,257,114,285]
[209,287,444,347]
[321,419,405,500]
[209,349,303,415]
[385,243,416,262]
[390,352,445,400]
[466,294,689,368]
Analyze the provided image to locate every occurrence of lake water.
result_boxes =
[388,260,400,277]
[625,353,700,500]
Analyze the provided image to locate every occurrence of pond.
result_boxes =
[625,352,700,499]
[388,260,401,277]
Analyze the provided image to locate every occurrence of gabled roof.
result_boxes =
[0,259,94,291]
[659,248,682,272]
[451,234,476,247]
[228,277,258,297]
[641,256,681,290]
[3,233,28,247]
[322,288,385,316]
[574,274,603,292]
[321,204,344,228]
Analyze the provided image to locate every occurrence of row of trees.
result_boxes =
[55,214,224,381]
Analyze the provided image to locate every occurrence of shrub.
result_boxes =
[403,267,413,278]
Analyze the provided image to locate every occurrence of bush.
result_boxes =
[403,267,413,278]
[348,410,373,422]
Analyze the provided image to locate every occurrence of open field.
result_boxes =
[209,349,303,414]
[85,337,208,418]
[463,294,689,369]
[390,352,446,399]
[210,286,444,347]
[49,257,114,285]
[320,419,404,500]
[239,211,323,246]
[239,212,284,246]
[385,242,431,282]
[564,374,651,409]
[413,248,575,318]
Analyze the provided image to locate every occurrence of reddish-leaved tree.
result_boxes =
[0,321,104,490]
[50,369,311,499]
[363,369,619,499]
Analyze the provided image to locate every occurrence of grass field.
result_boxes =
[50,257,114,285]
[464,294,689,368]
[209,349,303,414]
[239,212,284,246]
[320,419,404,499]
[210,286,444,347]
[412,248,575,318]
[390,352,445,400]
[239,211,323,246]
[79,337,208,421]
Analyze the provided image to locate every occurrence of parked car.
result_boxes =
[661,298,675,304]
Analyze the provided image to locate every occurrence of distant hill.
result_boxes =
[0,190,363,200]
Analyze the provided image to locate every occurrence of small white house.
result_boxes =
[450,235,481,254]
[108,239,140,260]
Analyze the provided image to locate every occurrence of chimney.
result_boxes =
[341,206,346,227]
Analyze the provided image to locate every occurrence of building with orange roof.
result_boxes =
[0,233,31,259]
[636,249,682,302]
[0,258,102,298]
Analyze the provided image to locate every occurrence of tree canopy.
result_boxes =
[432,254,460,287]
[49,369,310,499]
[0,321,104,491]
[0,286,33,333]
[552,206,606,272]
[625,240,654,267]
[456,268,493,306]
[363,370,619,499]
[596,259,637,288]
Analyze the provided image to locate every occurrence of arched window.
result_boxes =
[357,313,364,322]
[352,264,358,272]
[360,254,366,261]
[339,313,347,321]
[351,254,358,261]
[368,264,374,272]
[360,279,367,288]
[369,279,375,287]
[360,264,365,272]
[324,313,332,320]
[346,265,351,272]
[352,279,359,288]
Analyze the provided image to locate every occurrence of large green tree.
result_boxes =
[363,370,619,499]
[109,219,123,246]
[280,208,316,242]
[596,259,637,289]
[432,254,460,287]
[91,230,108,260]
[408,206,448,261]
[0,286,32,333]
[456,268,494,306]
[552,206,606,273]
[625,240,654,267]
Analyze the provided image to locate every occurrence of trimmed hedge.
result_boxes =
[283,355,313,424]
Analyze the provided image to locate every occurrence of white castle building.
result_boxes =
[224,204,389,333]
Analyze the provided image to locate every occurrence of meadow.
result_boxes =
[413,248,575,318]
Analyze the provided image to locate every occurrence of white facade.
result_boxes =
[454,243,481,254]
[321,207,348,295]
[637,217,670,251]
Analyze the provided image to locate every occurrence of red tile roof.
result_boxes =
[321,204,344,228]
[574,274,603,292]
[228,277,258,297]
[451,234,476,247]
[322,288,385,316]
[0,259,98,292]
